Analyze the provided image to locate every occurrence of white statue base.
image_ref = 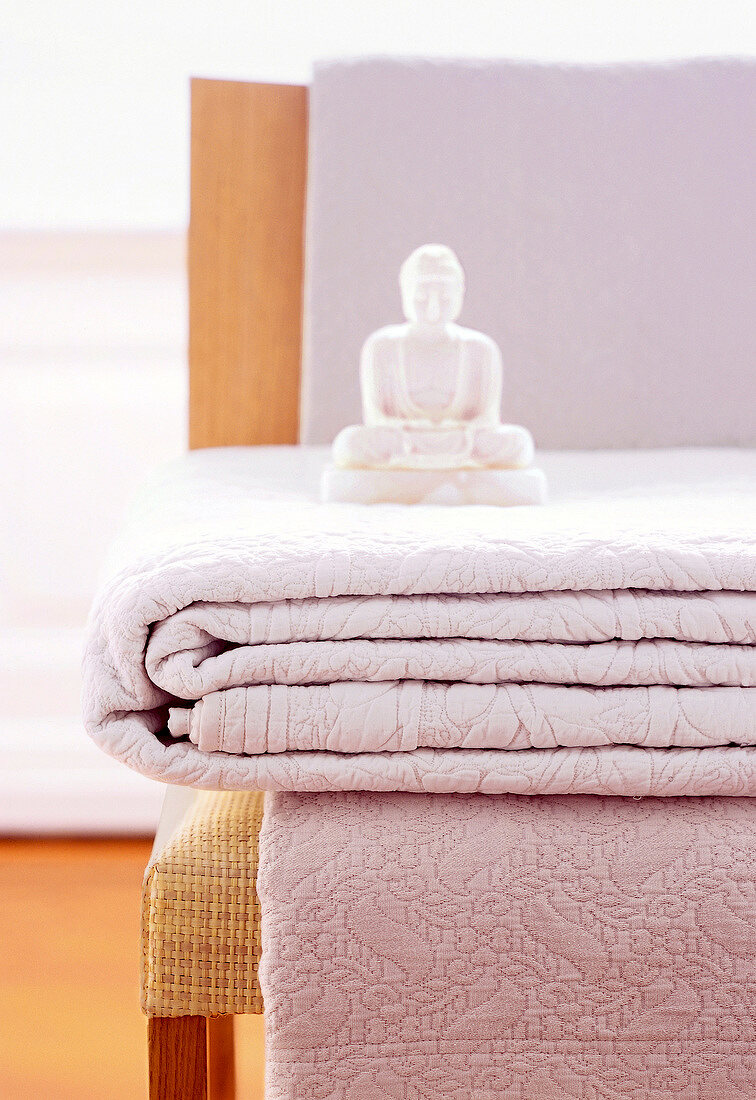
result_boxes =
[322,465,547,506]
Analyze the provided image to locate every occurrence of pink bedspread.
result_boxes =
[258,790,756,1099]
[83,446,756,795]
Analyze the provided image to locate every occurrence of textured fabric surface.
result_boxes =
[83,445,756,794]
[302,57,756,450]
[141,789,265,1017]
[258,791,756,1099]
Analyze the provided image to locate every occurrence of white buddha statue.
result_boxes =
[322,245,546,506]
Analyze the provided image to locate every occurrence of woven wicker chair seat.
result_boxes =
[141,790,265,1018]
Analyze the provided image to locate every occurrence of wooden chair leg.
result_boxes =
[148,1015,208,1100]
[207,1015,236,1100]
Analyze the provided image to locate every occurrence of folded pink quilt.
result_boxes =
[83,446,756,795]
[259,791,756,1099]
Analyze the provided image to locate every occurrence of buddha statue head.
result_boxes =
[399,244,465,325]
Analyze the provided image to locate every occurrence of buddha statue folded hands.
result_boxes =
[322,245,547,506]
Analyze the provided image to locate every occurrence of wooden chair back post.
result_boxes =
[189,78,308,449]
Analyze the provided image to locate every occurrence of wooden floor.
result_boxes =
[0,838,265,1099]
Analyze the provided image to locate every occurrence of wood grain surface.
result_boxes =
[189,78,308,450]
[148,1015,207,1099]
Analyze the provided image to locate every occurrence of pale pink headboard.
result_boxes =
[301,57,755,450]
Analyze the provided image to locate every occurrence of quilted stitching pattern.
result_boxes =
[82,446,756,794]
[259,791,756,1098]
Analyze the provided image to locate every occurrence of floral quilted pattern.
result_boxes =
[82,446,756,794]
[259,791,756,1098]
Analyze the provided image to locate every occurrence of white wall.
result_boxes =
[0,233,185,831]
[2,0,755,230]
